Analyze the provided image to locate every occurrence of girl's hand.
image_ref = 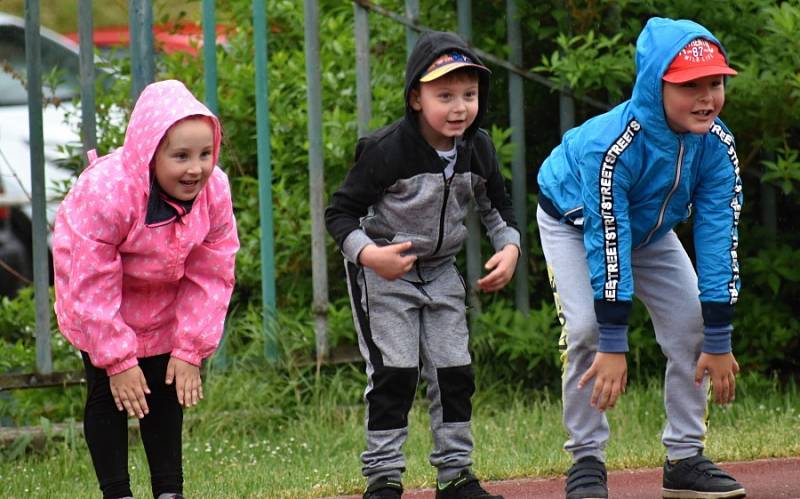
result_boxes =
[695,352,739,405]
[477,244,519,292]
[578,352,628,411]
[166,357,203,407]
[109,366,151,419]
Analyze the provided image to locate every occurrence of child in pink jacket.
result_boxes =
[53,79,239,499]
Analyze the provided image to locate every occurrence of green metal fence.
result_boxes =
[8,0,611,388]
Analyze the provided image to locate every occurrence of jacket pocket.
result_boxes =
[390,232,435,257]
[454,265,468,296]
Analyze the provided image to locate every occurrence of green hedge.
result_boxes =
[3,0,798,401]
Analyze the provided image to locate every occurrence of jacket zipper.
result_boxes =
[638,138,684,248]
[432,172,453,255]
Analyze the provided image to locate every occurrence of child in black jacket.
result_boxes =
[326,31,519,499]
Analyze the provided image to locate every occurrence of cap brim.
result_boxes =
[419,62,490,83]
[662,66,738,84]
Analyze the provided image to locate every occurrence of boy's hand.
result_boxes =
[358,242,417,280]
[477,244,519,292]
[109,365,151,419]
[579,352,627,411]
[166,357,204,407]
[695,352,739,405]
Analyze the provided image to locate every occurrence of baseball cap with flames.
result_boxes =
[419,51,490,83]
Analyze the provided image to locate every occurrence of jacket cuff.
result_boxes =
[342,229,375,264]
[594,299,632,325]
[105,356,139,376]
[702,324,733,354]
[597,323,629,353]
[701,301,735,326]
[171,349,202,367]
[491,227,521,253]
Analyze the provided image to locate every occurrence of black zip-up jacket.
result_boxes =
[325,31,520,281]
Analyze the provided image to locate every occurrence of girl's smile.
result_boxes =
[152,117,215,200]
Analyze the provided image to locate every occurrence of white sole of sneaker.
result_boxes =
[662,487,746,498]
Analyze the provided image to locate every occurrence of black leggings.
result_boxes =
[82,352,183,499]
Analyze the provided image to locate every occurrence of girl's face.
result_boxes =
[662,75,726,134]
[153,118,215,201]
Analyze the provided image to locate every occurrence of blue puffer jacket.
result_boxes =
[537,17,742,354]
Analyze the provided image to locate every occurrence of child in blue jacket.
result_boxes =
[537,17,745,499]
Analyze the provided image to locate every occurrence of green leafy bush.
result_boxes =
[3,1,798,429]
[0,288,84,426]
[57,0,800,377]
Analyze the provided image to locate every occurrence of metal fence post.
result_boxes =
[354,2,371,138]
[24,0,51,375]
[404,0,419,58]
[200,0,230,369]
[128,0,154,101]
[559,13,575,137]
[304,0,330,363]
[202,0,219,115]
[457,0,471,40]
[559,93,575,136]
[506,0,529,314]
[78,0,96,160]
[760,152,777,239]
[457,0,482,321]
[253,0,278,363]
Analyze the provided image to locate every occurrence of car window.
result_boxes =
[0,25,80,106]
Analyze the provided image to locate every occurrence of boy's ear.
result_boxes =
[409,88,422,111]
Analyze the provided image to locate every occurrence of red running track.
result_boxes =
[328,457,800,499]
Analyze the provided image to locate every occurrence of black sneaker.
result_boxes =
[565,456,608,499]
[662,452,746,498]
[363,476,403,499]
[435,469,503,499]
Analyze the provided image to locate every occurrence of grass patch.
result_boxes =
[1,371,798,498]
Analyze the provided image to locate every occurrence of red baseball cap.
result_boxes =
[662,38,737,83]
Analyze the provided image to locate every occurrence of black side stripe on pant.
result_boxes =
[346,261,383,368]
[437,365,475,423]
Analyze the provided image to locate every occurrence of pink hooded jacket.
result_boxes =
[53,80,239,375]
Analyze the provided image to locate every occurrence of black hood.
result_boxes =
[404,31,490,138]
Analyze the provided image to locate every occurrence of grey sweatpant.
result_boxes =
[346,261,475,485]
[537,205,708,462]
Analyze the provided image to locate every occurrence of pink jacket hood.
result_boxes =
[121,79,222,195]
[53,80,239,375]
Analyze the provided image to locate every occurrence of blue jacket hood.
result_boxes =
[631,17,729,141]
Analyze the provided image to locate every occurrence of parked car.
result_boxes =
[64,22,230,56]
[0,14,228,297]
[0,12,82,297]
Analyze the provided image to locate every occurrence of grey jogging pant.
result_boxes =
[346,261,475,485]
[537,205,708,463]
